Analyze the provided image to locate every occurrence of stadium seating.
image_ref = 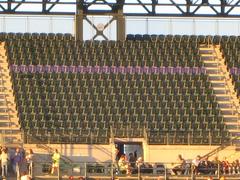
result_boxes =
[0,33,234,144]
[219,36,240,97]
[127,34,240,97]
[5,33,202,67]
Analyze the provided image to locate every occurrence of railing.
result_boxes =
[36,144,73,165]
[24,161,240,180]
[24,130,232,146]
[24,134,74,165]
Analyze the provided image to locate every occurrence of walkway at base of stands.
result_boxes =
[32,175,240,180]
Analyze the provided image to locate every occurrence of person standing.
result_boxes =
[51,149,61,174]
[0,148,9,178]
[26,149,34,177]
[114,148,121,174]
[115,148,121,162]
[11,147,23,178]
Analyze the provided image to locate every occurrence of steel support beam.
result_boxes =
[75,12,84,41]
[75,0,125,40]
[0,0,240,17]
[75,0,83,41]
[116,9,125,41]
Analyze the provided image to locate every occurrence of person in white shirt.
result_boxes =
[192,155,201,175]
[26,149,34,177]
[0,148,9,177]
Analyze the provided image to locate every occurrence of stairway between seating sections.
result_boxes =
[200,44,240,143]
[0,42,22,147]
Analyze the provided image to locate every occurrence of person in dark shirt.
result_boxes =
[172,154,186,175]
[11,148,23,178]
[114,148,121,174]
[129,153,137,168]
[115,148,121,162]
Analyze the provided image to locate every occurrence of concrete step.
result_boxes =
[209,76,224,81]
[212,88,227,91]
[0,108,8,113]
[218,103,234,108]
[223,117,239,121]
[213,87,229,92]
[200,53,215,56]
[226,124,239,130]
[231,132,240,137]
[203,59,217,63]
[213,89,228,94]
[205,69,220,74]
[224,118,238,123]
[199,49,214,53]
[0,120,11,123]
[0,112,9,116]
[0,129,21,134]
[204,63,218,67]
[211,80,225,83]
[201,56,215,60]
[232,139,240,145]
[0,121,17,127]
[225,121,239,125]
[211,82,226,88]
[2,138,23,145]
[221,109,238,115]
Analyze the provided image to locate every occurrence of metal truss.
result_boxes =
[0,0,240,17]
[84,16,116,40]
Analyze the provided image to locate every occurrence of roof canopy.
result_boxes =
[0,0,240,17]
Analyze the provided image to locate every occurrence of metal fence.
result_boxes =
[27,161,240,180]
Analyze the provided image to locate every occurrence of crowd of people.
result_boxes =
[2,145,240,179]
[114,149,240,177]
[0,146,33,180]
[172,154,240,176]
[0,146,61,179]
[114,148,154,175]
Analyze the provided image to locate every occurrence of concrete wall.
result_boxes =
[24,143,240,164]
[145,145,239,164]
[25,144,114,162]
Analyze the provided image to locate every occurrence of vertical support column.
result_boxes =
[75,12,84,41]
[75,0,84,41]
[116,9,125,41]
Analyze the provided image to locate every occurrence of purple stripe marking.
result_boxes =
[9,65,211,74]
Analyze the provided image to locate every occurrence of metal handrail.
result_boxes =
[30,160,240,180]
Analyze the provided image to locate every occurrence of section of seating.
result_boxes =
[219,36,240,97]
[0,33,232,145]
[126,34,213,44]
[12,72,229,145]
[5,33,202,67]
[126,34,240,97]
